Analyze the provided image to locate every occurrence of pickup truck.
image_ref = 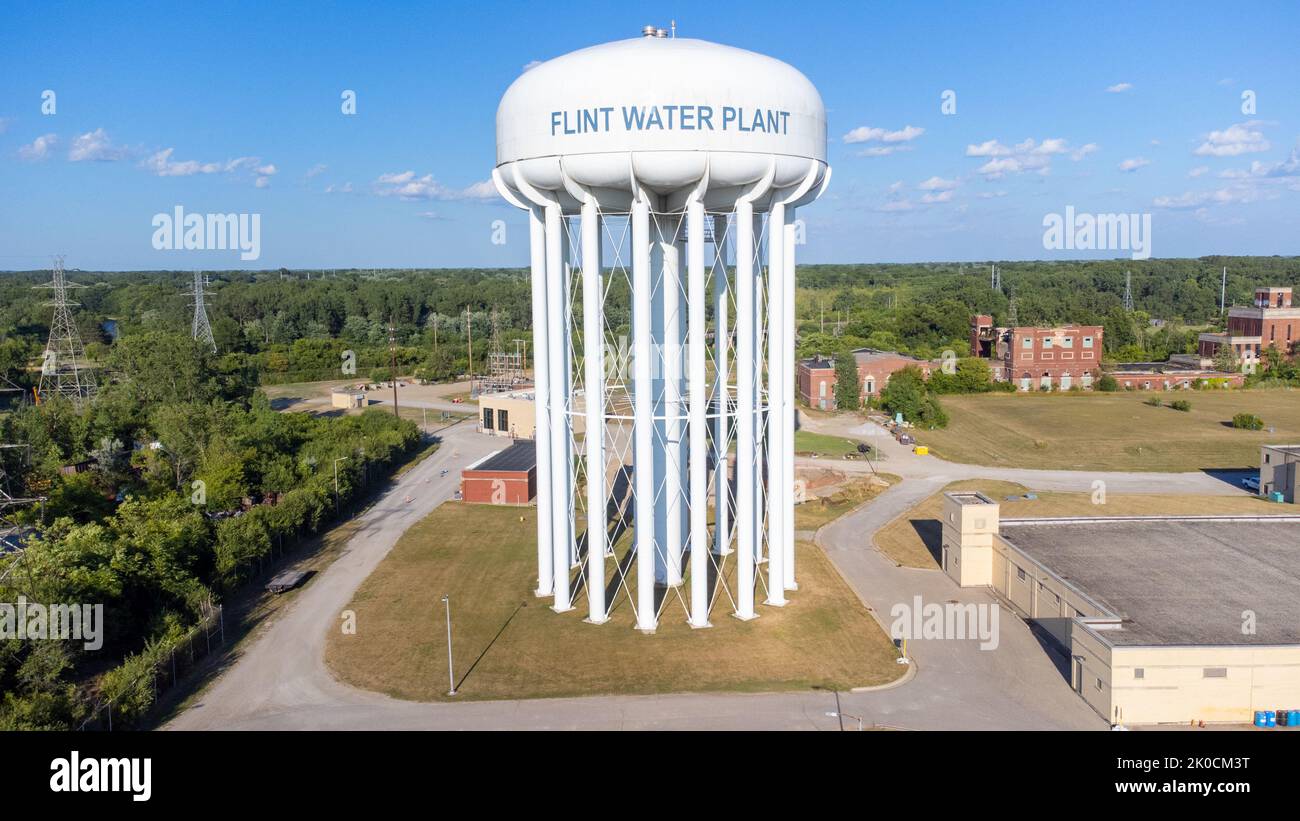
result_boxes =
[1241,476,1261,492]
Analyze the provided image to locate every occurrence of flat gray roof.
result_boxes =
[999,518,1300,647]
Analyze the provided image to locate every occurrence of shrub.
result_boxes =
[1097,374,1119,392]
[1170,399,1191,412]
[1144,397,1162,407]
[1232,412,1264,430]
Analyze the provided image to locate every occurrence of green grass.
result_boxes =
[794,430,880,459]
[794,473,900,532]
[325,502,904,701]
[912,389,1300,471]
[874,478,1290,569]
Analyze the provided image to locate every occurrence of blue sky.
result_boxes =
[1,0,1297,270]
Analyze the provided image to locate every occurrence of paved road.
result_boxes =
[170,411,1237,731]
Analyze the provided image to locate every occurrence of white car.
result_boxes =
[1241,476,1261,492]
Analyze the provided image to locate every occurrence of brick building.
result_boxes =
[970,315,1104,391]
[460,441,537,504]
[797,348,936,409]
[1198,286,1300,371]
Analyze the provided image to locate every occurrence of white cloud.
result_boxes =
[917,176,959,191]
[141,148,221,176]
[1106,82,1133,93]
[1153,185,1272,209]
[1194,121,1270,157]
[305,163,328,179]
[1188,165,1209,178]
[18,133,58,161]
[325,182,354,194]
[255,176,270,188]
[374,171,498,201]
[1217,143,1300,179]
[920,190,955,204]
[843,124,925,144]
[965,139,1012,157]
[68,128,127,162]
[856,145,912,157]
[1070,143,1099,161]
[977,190,1008,199]
[1118,157,1151,172]
[966,136,1094,179]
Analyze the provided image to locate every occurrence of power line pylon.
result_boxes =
[190,271,217,353]
[1123,270,1134,312]
[33,256,97,406]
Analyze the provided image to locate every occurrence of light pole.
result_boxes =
[442,594,456,696]
[332,457,349,516]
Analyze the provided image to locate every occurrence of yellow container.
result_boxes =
[914,446,929,456]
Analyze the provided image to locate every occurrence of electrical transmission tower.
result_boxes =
[189,271,217,353]
[1008,289,1019,326]
[34,256,97,405]
[476,307,526,396]
[1123,270,1134,312]
[991,263,1001,292]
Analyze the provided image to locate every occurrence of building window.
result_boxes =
[1203,667,1228,678]
[497,409,509,432]
[1134,668,1145,679]
[1043,337,1053,349]
[482,407,494,430]
[1083,336,1093,348]
[1016,567,1027,582]
[1023,336,1033,349]
[1095,677,1103,691]
[1063,336,1074,348]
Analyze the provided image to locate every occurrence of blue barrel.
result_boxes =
[1266,711,1277,727]
[1255,711,1268,727]
[1290,710,1300,727]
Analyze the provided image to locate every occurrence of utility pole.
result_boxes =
[388,318,399,418]
[1220,266,1227,314]
[34,256,97,405]
[332,456,348,516]
[465,306,473,386]
[189,271,216,353]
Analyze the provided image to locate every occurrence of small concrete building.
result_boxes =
[330,388,366,409]
[460,441,536,505]
[941,491,1300,725]
[477,390,538,439]
[1260,444,1300,503]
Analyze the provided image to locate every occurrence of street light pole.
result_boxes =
[442,594,456,696]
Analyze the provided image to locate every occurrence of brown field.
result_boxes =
[911,389,1300,472]
[325,502,904,701]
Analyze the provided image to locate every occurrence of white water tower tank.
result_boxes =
[493,30,830,633]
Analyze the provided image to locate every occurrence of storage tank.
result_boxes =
[493,29,830,632]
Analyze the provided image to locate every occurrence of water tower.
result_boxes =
[492,28,829,632]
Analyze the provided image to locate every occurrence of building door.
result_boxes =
[1059,372,1072,390]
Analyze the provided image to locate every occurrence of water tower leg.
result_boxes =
[712,214,732,558]
[687,199,711,628]
[734,200,757,621]
[581,199,607,624]
[528,206,554,597]
[765,204,787,606]
[632,197,658,632]
[650,237,668,586]
[663,228,684,587]
[546,204,574,613]
[783,211,799,590]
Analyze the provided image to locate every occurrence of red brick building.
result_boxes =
[797,348,937,409]
[1198,286,1299,371]
[970,315,1104,390]
[460,441,536,505]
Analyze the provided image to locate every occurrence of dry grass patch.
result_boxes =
[913,389,1300,472]
[326,502,903,701]
[874,478,1288,569]
[794,473,899,532]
